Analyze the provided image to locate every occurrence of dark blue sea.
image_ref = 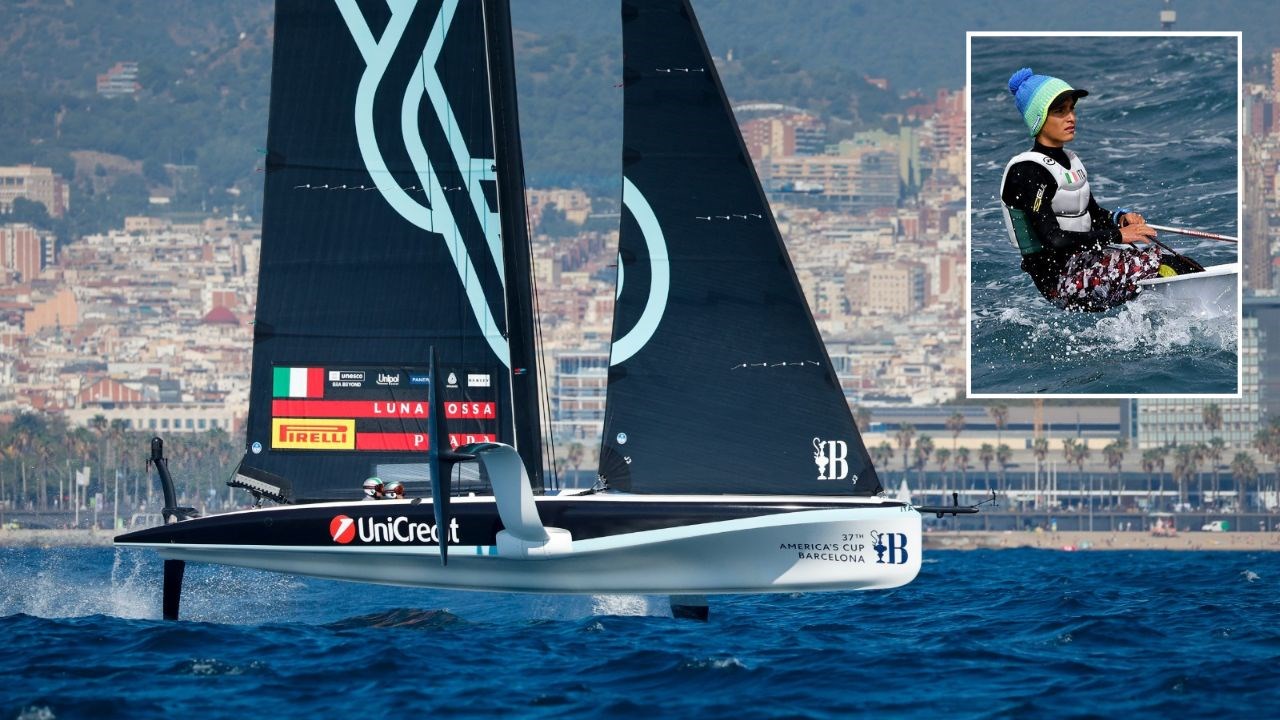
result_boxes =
[2,547,1277,718]
[970,35,1239,395]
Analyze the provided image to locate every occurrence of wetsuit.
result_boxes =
[1000,142,1160,311]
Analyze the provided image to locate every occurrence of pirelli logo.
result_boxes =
[272,418,356,450]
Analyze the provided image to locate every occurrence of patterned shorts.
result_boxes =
[1053,246,1163,311]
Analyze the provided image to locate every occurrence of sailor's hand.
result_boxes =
[1119,223,1157,244]
[1118,212,1146,227]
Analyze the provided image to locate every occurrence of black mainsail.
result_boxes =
[598,0,881,496]
[243,0,541,499]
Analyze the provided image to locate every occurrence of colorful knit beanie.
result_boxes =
[1008,68,1088,137]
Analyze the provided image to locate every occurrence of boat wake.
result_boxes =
[978,289,1237,393]
[1076,292,1236,354]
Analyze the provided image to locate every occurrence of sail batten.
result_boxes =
[599,0,881,497]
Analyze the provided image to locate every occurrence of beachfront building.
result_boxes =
[1133,296,1280,449]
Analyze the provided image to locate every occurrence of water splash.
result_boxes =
[0,549,156,619]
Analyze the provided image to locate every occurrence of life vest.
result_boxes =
[1000,149,1091,254]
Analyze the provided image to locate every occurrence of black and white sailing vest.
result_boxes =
[1000,149,1091,255]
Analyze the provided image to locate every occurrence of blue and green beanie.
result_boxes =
[1008,68,1088,137]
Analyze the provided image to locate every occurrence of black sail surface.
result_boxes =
[243,0,535,500]
[598,0,881,496]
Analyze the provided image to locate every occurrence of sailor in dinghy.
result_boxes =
[999,68,1176,312]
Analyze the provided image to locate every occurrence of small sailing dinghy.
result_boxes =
[1137,261,1238,317]
[117,0,973,619]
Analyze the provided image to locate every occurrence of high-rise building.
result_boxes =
[1244,144,1273,294]
[1,223,44,281]
[1245,86,1272,138]
[550,351,609,440]
[1272,49,1280,102]
[741,114,826,160]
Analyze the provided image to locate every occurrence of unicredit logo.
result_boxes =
[330,515,356,544]
[328,515,460,544]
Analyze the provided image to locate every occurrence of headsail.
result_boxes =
[243,0,540,500]
[598,0,881,496]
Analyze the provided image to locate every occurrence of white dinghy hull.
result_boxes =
[1137,262,1238,316]
[118,497,921,595]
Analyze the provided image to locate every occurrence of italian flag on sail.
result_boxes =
[273,367,325,398]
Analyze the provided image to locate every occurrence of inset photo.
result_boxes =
[967,32,1241,397]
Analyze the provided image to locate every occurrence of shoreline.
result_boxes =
[3,528,1279,551]
[923,530,1280,551]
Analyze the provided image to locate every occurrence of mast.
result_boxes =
[482,0,544,489]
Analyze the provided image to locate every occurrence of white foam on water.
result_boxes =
[1010,292,1235,362]
[514,593,665,621]
[590,594,663,617]
[0,549,157,619]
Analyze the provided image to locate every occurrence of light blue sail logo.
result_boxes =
[610,177,670,365]
[334,0,509,367]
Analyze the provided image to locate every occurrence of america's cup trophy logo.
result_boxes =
[870,530,887,563]
[812,437,849,481]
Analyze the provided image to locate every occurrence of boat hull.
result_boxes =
[115,496,921,594]
[1137,262,1238,317]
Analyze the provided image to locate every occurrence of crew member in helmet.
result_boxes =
[362,476,384,501]
[1000,68,1161,311]
[382,480,405,499]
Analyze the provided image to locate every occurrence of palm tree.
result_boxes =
[853,406,872,434]
[955,447,971,492]
[1032,436,1050,508]
[1172,444,1199,509]
[895,423,916,478]
[935,448,951,486]
[1252,419,1280,509]
[1103,439,1127,510]
[1152,445,1169,509]
[1141,448,1158,508]
[946,411,966,453]
[913,435,934,491]
[872,442,895,474]
[1202,403,1223,441]
[979,443,995,490]
[1230,451,1257,517]
[989,404,1008,450]
[1063,437,1089,484]
[1206,437,1226,509]
[996,443,1012,496]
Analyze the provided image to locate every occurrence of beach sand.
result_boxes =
[925,530,1280,551]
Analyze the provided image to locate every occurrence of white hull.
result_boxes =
[1137,262,1238,316]
[119,499,922,595]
